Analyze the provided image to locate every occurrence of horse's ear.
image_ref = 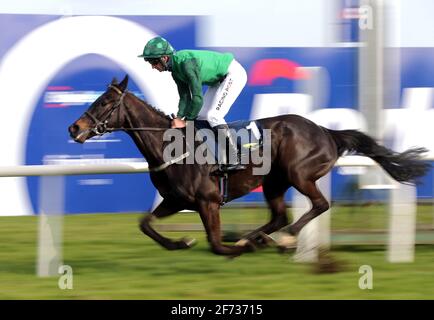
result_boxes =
[111,77,118,85]
[119,74,129,91]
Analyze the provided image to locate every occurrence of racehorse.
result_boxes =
[68,75,430,256]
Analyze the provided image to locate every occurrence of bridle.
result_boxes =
[84,84,167,135]
[82,84,189,172]
[84,85,125,135]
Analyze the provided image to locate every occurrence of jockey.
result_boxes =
[138,36,247,172]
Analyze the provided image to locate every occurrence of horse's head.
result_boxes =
[68,75,129,143]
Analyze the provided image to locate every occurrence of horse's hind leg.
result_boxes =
[140,198,196,250]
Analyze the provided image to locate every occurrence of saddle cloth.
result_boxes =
[193,119,264,161]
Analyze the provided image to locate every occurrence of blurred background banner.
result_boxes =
[0,0,433,216]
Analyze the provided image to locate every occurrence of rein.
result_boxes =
[83,84,187,172]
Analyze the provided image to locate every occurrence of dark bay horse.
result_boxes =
[68,75,430,256]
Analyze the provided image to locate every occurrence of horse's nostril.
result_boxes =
[69,124,80,135]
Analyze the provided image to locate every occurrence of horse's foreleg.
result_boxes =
[140,198,196,250]
[198,201,254,256]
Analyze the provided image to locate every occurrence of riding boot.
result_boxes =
[215,124,246,172]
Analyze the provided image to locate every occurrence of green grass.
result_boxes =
[157,204,434,231]
[0,206,433,299]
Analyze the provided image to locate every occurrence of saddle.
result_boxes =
[193,119,264,162]
[193,119,264,205]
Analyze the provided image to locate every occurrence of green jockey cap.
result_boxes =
[138,37,175,59]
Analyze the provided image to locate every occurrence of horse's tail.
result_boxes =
[325,128,430,185]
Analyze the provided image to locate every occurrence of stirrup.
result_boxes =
[225,163,246,171]
[218,163,246,173]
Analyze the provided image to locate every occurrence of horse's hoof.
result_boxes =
[244,232,273,249]
[181,237,197,248]
[258,232,277,247]
[168,238,197,250]
[235,239,256,253]
[278,234,297,249]
[269,232,297,249]
[235,238,250,246]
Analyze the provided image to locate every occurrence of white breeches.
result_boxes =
[196,59,247,127]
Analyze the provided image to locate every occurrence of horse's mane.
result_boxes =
[127,90,171,121]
